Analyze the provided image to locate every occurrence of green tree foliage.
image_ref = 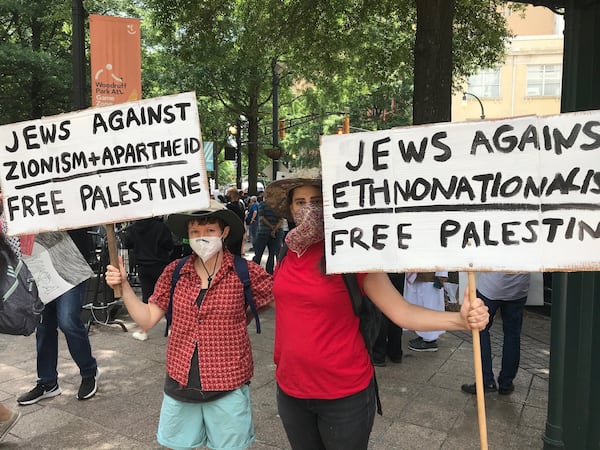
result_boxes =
[0,0,515,191]
[0,1,73,124]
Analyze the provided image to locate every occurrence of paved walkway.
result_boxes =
[0,304,550,450]
[0,245,551,449]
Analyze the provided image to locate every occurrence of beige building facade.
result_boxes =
[452,5,564,122]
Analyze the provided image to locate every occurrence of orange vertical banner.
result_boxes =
[89,15,141,107]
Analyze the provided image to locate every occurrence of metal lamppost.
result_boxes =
[462,91,486,120]
[72,0,86,111]
[271,58,285,181]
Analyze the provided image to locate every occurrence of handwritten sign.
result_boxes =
[321,110,600,273]
[0,92,210,235]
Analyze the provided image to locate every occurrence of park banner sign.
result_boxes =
[0,92,210,236]
[321,110,600,274]
[89,14,142,107]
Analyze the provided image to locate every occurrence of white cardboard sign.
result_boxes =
[0,92,210,235]
[321,110,600,273]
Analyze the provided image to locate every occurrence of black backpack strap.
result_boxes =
[276,242,289,270]
[233,255,261,334]
[341,273,362,316]
[164,256,190,337]
[341,272,383,416]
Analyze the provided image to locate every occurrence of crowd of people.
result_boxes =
[1,177,540,450]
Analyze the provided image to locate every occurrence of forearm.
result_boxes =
[390,302,466,331]
[364,272,475,331]
[117,281,157,329]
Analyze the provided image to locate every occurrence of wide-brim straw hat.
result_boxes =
[167,199,245,246]
[265,177,322,221]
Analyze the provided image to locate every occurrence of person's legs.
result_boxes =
[134,265,164,340]
[56,282,97,379]
[18,297,63,404]
[157,393,207,450]
[0,402,20,442]
[265,235,280,274]
[414,282,444,342]
[478,292,500,387]
[277,381,376,450]
[386,321,403,362]
[316,379,376,450]
[251,231,269,266]
[249,222,258,247]
[138,264,164,303]
[204,385,255,450]
[277,385,326,450]
[497,297,527,389]
[36,299,59,385]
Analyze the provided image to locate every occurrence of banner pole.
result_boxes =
[468,271,488,450]
[104,224,122,298]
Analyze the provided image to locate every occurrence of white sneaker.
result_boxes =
[132,331,148,341]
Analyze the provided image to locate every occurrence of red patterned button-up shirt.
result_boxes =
[149,251,273,390]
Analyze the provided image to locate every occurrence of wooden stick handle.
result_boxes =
[468,272,488,450]
[104,224,122,298]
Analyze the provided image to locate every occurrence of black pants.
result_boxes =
[373,316,403,362]
[138,263,167,303]
[276,378,376,450]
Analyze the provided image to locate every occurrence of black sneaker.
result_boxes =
[372,358,387,367]
[498,384,515,395]
[408,337,438,352]
[461,382,497,395]
[17,382,62,405]
[77,368,100,400]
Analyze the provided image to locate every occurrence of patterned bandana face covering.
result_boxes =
[285,202,325,257]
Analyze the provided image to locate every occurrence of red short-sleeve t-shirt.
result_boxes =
[273,242,373,399]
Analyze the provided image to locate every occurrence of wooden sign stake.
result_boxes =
[468,271,488,450]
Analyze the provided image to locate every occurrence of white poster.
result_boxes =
[321,110,600,273]
[22,231,93,304]
[0,92,210,236]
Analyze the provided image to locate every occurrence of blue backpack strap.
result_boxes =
[164,255,190,337]
[233,254,261,334]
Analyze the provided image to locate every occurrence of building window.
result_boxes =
[467,69,501,98]
[527,64,562,96]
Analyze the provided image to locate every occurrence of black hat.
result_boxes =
[167,200,244,247]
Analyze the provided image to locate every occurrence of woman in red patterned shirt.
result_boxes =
[266,178,489,450]
[105,200,273,450]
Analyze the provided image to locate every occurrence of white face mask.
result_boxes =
[189,236,223,261]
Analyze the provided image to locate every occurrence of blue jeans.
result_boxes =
[248,221,258,246]
[276,378,376,450]
[477,291,527,389]
[36,281,97,384]
[252,229,283,274]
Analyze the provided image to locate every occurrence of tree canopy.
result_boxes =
[0,0,515,191]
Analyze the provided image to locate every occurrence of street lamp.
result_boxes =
[271,58,285,181]
[462,92,486,120]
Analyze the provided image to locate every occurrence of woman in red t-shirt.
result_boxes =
[267,177,489,450]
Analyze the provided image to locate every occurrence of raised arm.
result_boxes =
[105,257,166,330]
[363,272,488,332]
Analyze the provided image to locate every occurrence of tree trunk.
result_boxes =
[413,0,455,125]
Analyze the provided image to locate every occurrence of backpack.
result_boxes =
[164,254,261,337]
[0,250,44,336]
[278,245,383,414]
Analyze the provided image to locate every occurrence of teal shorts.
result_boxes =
[156,385,255,450]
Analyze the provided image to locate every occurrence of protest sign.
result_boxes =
[0,92,210,236]
[321,110,600,274]
[22,231,94,304]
